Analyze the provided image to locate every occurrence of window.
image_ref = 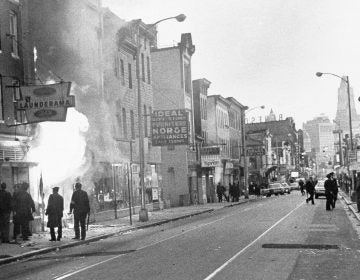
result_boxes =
[144,105,147,137]
[9,10,18,57]
[0,77,3,120]
[141,53,145,82]
[120,59,125,85]
[122,108,127,138]
[114,55,119,77]
[128,63,132,89]
[146,56,151,84]
[130,110,135,139]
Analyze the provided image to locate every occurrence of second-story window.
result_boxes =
[141,53,145,82]
[128,63,132,89]
[122,108,127,139]
[130,110,135,139]
[9,10,18,57]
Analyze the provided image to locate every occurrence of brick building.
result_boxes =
[151,33,197,207]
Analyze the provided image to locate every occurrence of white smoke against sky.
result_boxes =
[27,108,90,186]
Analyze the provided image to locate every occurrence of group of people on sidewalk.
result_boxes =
[216,182,241,203]
[0,182,36,243]
[0,181,90,245]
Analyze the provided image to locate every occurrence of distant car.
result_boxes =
[289,182,299,191]
[260,187,270,197]
[281,182,291,194]
[268,183,284,196]
[315,180,326,199]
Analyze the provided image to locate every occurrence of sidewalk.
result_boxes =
[0,196,256,266]
[339,189,360,220]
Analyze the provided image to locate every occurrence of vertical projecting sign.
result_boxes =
[16,82,74,123]
[151,109,189,146]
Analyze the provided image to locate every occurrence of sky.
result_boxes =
[103,0,360,129]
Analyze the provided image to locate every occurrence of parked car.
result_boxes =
[289,182,299,191]
[268,183,284,196]
[281,182,291,194]
[315,180,326,199]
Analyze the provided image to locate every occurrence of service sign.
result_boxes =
[151,109,189,146]
[16,82,75,123]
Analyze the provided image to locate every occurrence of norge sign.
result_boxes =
[151,109,189,146]
[16,82,75,123]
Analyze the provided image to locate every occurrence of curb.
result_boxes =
[340,191,360,221]
[0,199,252,266]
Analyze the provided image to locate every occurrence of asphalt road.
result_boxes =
[1,191,360,280]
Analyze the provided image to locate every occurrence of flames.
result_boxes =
[27,108,89,206]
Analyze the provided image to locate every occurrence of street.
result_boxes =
[1,192,360,280]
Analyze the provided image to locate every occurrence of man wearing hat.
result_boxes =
[324,172,335,211]
[69,182,90,240]
[45,187,64,241]
[0,182,12,243]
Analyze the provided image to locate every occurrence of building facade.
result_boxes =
[0,0,38,204]
[151,33,197,207]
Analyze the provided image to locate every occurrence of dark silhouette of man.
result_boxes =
[69,183,90,240]
[46,186,64,241]
[0,183,12,243]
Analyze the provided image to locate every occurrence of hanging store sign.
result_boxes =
[151,109,189,146]
[16,82,74,123]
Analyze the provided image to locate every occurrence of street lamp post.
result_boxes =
[316,72,354,196]
[136,14,186,222]
[241,105,265,198]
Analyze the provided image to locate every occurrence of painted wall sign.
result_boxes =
[151,109,189,146]
[16,82,74,123]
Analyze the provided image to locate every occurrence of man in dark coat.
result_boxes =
[305,177,315,205]
[69,182,90,240]
[12,183,35,241]
[0,182,12,243]
[324,172,335,211]
[46,187,64,241]
[216,182,223,203]
[299,179,305,196]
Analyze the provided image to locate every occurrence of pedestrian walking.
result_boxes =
[216,182,223,203]
[0,182,12,243]
[12,182,36,241]
[299,179,305,196]
[324,172,335,211]
[45,186,64,241]
[305,177,315,205]
[69,182,90,240]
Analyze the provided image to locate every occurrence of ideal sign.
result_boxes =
[151,109,189,146]
[16,82,75,123]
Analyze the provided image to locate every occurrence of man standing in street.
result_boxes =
[46,187,64,241]
[69,182,90,240]
[324,172,335,211]
[331,174,339,208]
[305,177,315,205]
[0,183,12,243]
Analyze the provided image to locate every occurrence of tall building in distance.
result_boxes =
[303,115,335,169]
[334,77,360,137]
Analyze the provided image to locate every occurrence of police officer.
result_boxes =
[69,183,90,240]
[0,183,12,243]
